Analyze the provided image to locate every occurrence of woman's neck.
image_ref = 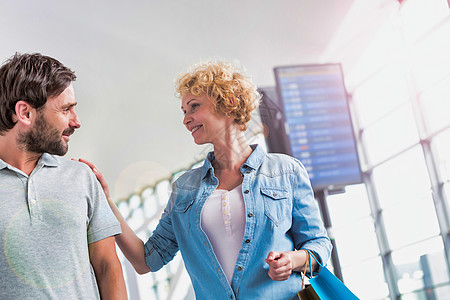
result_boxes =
[212,133,252,172]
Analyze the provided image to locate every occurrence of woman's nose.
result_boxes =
[183,113,191,126]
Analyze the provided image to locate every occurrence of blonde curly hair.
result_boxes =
[175,61,260,131]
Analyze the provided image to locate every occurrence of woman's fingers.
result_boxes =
[75,158,111,199]
[265,251,293,281]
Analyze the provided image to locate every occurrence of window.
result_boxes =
[325,1,450,298]
[419,76,450,135]
[361,103,419,166]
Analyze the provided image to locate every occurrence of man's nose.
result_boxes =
[70,112,81,128]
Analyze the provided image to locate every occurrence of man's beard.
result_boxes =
[17,113,74,156]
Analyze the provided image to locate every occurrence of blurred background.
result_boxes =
[1,0,449,299]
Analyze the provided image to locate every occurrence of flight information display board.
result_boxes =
[274,64,362,190]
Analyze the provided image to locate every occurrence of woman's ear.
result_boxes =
[14,100,35,126]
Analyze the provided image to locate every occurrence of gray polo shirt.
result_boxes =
[0,153,122,299]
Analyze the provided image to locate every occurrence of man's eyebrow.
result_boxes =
[62,102,78,109]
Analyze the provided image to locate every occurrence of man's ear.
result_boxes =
[15,100,35,126]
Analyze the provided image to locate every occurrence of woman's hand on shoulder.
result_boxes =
[75,158,112,201]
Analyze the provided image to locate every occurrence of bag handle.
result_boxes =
[304,249,323,278]
[307,250,323,266]
[300,249,309,290]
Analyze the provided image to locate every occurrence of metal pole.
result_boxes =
[315,189,344,282]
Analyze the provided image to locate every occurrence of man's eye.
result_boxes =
[62,107,73,114]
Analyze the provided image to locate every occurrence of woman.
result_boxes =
[83,61,332,299]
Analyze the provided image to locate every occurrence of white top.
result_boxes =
[201,184,245,283]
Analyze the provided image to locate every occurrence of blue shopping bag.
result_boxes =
[307,250,359,300]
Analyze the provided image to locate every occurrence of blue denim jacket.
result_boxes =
[145,144,331,299]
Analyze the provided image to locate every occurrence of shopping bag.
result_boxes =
[297,284,320,300]
[298,249,360,300]
[298,250,320,300]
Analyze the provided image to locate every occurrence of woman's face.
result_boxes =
[181,93,234,145]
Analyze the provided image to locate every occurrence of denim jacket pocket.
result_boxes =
[261,187,290,226]
[174,198,195,213]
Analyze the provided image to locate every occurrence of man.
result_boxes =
[0,53,127,299]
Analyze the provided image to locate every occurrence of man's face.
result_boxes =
[17,84,81,156]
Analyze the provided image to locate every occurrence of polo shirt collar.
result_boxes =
[38,153,59,167]
[0,153,59,171]
[0,158,7,170]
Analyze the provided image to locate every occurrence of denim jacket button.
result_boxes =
[244,190,249,194]
[248,212,253,217]
[245,239,250,243]
[237,266,242,271]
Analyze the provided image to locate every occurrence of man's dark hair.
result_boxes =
[0,52,76,134]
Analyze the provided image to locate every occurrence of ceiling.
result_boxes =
[0,0,355,199]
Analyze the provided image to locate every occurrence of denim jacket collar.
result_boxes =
[200,144,266,180]
[201,152,214,180]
